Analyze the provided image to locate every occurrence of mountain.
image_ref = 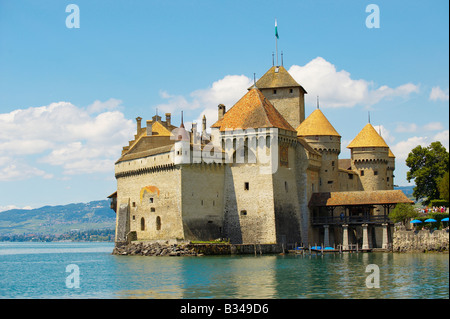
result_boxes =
[395,185,415,197]
[0,200,115,235]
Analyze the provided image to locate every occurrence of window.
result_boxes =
[156,216,161,230]
[273,89,277,94]
[289,88,293,94]
[360,170,365,176]
[374,171,378,176]
[132,202,136,207]
[244,182,249,190]
[132,215,136,221]
[327,180,333,184]
[201,200,204,206]
[348,174,353,180]
[140,217,145,231]
[285,181,288,192]
[151,207,155,212]
[387,177,390,182]
[149,198,154,203]
[240,210,247,216]
[331,161,335,167]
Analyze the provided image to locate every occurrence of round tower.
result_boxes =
[297,109,341,192]
[347,123,390,191]
[387,148,395,190]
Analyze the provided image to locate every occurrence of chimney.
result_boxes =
[146,121,152,136]
[202,115,207,133]
[191,122,198,144]
[136,117,142,133]
[165,113,171,126]
[218,104,226,121]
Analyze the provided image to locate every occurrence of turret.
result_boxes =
[253,65,307,129]
[347,123,390,191]
[296,108,341,192]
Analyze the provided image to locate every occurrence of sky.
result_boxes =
[0,0,448,211]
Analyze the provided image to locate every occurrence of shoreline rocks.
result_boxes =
[392,229,449,253]
[112,241,203,257]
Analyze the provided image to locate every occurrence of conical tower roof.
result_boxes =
[211,87,295,132]
[347,123,389,148]
[296,109,341,137]
[253,65,306,91]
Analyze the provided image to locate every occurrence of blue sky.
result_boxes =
[0,0,448,210]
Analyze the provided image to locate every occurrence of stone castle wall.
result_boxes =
[261,86,305,129]
[393,229,449,252]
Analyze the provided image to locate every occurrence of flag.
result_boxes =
[275,19,279,39]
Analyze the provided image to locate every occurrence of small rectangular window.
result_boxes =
[273,89,277,94]
[361,170,365,176]
[149,198,154,203]
[374,171,378,176]
[132,202,136,207]
[289,88,293,93]
[244,182,249,190]
[348,174,353,180]
[327,180,333,184]
[151,207,155,212]
[240,210,247,216]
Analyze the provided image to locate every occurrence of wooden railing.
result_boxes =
[311,215,391,225]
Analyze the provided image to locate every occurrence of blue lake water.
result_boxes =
[0,242,448,299]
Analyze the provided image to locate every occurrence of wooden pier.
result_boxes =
[288,243,372,255]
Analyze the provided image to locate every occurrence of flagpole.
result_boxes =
[276,34,278,66]
[275,19,278,66]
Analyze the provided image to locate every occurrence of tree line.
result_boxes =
[0,228,115,242]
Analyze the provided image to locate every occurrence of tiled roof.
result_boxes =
[388,148,395,158]
[309,190,413,207]
[148,121,173,136]
[254,65,305,90]
[211,87,296,132]
[347,123,389,148]
[296,109,341,137]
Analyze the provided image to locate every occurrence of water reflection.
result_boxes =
[110,253,449,299]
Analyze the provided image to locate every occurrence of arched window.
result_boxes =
[140,217,145,231]
[156,216,161,231]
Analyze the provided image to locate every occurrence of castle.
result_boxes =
[110,64,412,250]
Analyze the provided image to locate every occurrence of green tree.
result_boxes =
[438,171,449,201]
[406,141,449,203]
[389,203,418,225]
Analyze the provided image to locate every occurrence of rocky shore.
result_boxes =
[112,241,203,257]
[393,228,449,253]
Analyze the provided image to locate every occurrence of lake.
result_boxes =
[0,242,448,299]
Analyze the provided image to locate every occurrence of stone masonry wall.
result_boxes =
[393,229,449,252]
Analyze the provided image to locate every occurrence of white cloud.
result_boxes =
[0,204,32,213]
[423,122,444,131]
[288,57,419,108]
[0,157,53,181]
[391,130,449,161]
[395,123,418,133]
[87,98,122,114]
[156,75,253,127]
[372,125,395,145]
[0,100,134,178]
[429,86,449,101]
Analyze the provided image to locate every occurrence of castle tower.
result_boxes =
[296,109,341,192]
[253,65,307,129]
[347,123,390,191]
[387,148,395,190]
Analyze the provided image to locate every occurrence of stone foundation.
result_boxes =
[112,241,283,256]
[393,228,449,252]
